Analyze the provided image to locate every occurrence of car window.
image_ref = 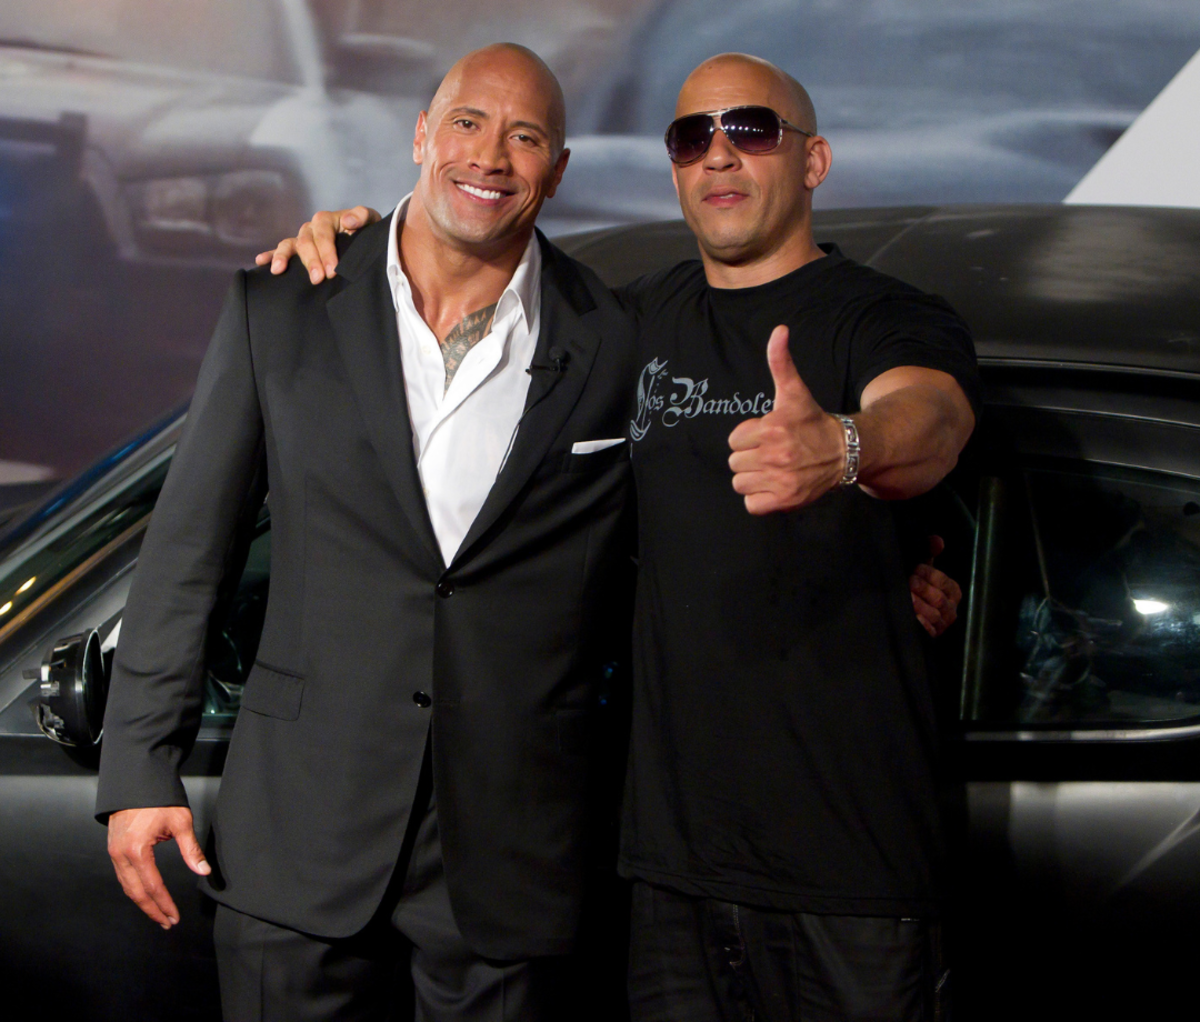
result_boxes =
[961,461,1200,728]
[0,430,269,729]
[0,452,171,646]
[0,0,299,84]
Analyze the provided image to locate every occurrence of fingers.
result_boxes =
[915,562,963,608]
[258,204,375,283]
[107,806,203,929]
[910,570,951,613]
[911,591,940,637]
[909,565,961,636]
[308,210,344,280]
[296,222,325,282]
[121,846,181,928]
[109,828,180,928]
[271,238,301,275]
[110,856,168,926]
[731,469,771,497]
[727,417,767,453]
[743,490,785,516]
[306,206,378,280]
[252,237,302,276]
[910,581,947,636]
[729,414,786,457]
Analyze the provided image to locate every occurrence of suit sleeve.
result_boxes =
[96,270,265,820]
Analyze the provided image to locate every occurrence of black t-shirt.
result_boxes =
[615,246,979,917]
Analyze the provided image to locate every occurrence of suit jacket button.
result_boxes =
[436,580,454,598]
[413,691,432,708]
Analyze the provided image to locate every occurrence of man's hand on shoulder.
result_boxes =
[727,325,845,514]
[107,806,210,929]
[254,205,381,284]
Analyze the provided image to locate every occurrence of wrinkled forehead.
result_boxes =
[675,60,800,123]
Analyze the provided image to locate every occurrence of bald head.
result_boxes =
[431,43,567,154]
[677,53,816,134]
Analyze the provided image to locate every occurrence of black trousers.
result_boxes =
[212,779,566,1022]
[627,881,948,1022]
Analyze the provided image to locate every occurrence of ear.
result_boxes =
[804,136,832,191]
[670,160,680,199]
[413,111,428,165]
[544,147,571,199]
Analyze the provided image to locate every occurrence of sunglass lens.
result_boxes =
[722,106,782,153]
[666,113,714,163]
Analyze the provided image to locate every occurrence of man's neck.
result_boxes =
[398,195,532,341]
[700,232,826,290]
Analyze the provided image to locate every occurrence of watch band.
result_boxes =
[835,415,860,487]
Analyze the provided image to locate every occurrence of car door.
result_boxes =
[948,364,1200,1019]
[0,423,267,1021]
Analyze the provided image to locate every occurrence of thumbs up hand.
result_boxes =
[727,325,847,514]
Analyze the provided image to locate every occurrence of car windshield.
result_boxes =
[0,0,299,84]
[0,451,171,648]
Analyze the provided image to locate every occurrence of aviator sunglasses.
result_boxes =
[664,105,814,165]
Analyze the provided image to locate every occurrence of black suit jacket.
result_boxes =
[96,219,638,958]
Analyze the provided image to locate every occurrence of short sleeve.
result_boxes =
[846,291,981,416]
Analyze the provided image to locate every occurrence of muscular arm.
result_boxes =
[729,327,976,514]
[854,365,976,500]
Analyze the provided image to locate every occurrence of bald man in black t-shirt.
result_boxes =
[605,56,975,1022]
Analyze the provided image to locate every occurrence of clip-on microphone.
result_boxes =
[527,346,569,375]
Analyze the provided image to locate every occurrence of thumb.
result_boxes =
[174,820,211,876]
[765,325,808,410]
[926,534,946,564]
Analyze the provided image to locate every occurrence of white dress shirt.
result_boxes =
[384,195,541,565]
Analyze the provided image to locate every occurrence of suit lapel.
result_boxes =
[450,235,602,567]
[326,219,444,574]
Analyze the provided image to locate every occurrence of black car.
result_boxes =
[1,204,1198,1020]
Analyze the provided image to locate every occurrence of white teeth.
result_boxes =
[458,183,505,200]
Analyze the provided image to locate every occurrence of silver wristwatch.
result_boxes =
[834,415,860,487]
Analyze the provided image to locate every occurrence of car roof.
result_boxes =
[556,204,1200,378]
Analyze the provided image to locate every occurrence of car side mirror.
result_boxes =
[29,629,109,748]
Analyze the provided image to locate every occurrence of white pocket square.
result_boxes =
[571,438,627,454]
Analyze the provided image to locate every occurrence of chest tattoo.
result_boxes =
[439,302,499,393]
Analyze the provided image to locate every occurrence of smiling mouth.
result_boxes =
[456,182,510,202]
